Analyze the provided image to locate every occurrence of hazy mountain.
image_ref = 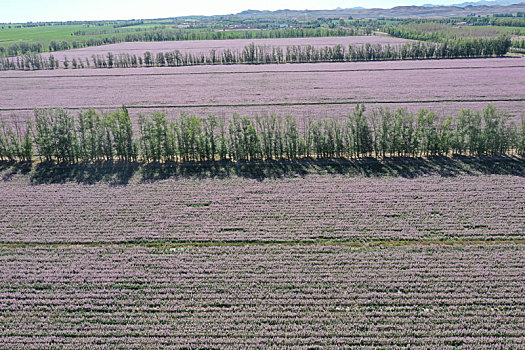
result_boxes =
[335,6,366,10]
[328,1,523,10]
[451,0,525,7]
[235,2,525,19]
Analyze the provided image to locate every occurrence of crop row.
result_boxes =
[0,244,523,348]
[0,174,523,243]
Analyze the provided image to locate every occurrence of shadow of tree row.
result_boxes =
[1,156,524,186]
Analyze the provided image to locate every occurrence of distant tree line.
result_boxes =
[112,20,145,29]
[466,15,525,27]
[1,105,524,163]
[410,14,525,27]
[511,39,525,50]
[0,54,61,70]
[0,37,512,71]
[0,42,44,57]
[386,26,511,48]
[384,21,518,39]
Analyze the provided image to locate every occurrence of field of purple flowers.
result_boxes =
[0,174,523,244]
[0,155,524,348]
[1,39,524,346]
[2,57,524,122]
[0,244,523,348]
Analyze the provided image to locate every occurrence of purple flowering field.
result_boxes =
[0,165,524,347]
[1,174,524,244]
[1,57,524,123]
[1,34,525,347]
[38,36,412,62]
[0,244,524,348]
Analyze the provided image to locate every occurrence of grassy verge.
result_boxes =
[1,238,524,249]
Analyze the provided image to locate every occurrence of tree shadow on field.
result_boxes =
[1,156,524,185]
[0,161,32,181]
[29,161,139,185]
[137,155,525,182]
[140,160,310,182]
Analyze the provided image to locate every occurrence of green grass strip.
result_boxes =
[1,238,524,249]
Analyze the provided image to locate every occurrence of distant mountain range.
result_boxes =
[424,0,524,7]
[236,2,525,19]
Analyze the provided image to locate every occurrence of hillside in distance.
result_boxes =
[450,0,525,7]
[236,2,525,18]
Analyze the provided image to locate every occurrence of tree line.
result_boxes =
[403,14,525,28]
[385,27,511,50]
[511,39,525,51]
[466,15,525,28]
[1,105,524,163]
[0,37,512,71]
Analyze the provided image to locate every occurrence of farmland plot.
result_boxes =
[38,36,412,63]
[0,244,523,348]
[1,32,524,349]
[1,57,524,124]
[0,174,523,244]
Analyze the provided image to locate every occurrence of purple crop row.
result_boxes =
[0,174,523,243]
[0,244,523,348]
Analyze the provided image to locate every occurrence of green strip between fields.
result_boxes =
[1,239,524,249]
[1,98,524,112]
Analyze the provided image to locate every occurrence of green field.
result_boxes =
[0,22,174,49]
[475,25,525,35]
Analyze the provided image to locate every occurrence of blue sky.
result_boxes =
[2,0,471,23]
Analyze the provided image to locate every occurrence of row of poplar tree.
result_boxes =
[0,105,524,163]
[0,37,512,71]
